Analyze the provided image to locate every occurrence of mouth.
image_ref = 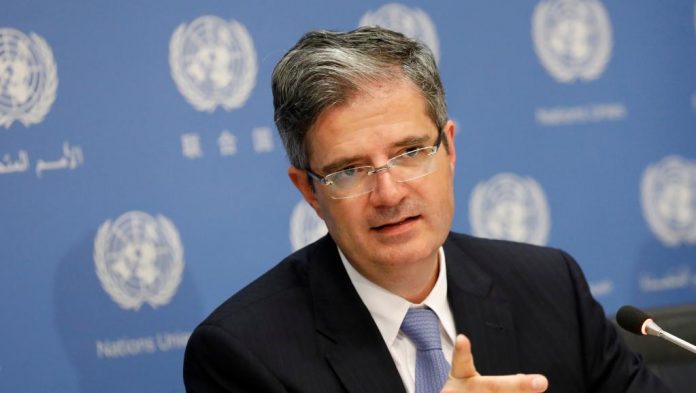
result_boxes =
[371,215,421,232]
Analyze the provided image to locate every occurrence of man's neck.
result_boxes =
[341,249,440,304]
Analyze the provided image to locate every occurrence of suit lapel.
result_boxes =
[305,233,521,390]
[308,236,407,393]
[444,235,521,375]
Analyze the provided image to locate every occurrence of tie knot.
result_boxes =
[400,308,442,351]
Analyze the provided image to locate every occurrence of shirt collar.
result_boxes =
[339,247,456,348]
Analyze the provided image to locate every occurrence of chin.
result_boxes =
[373,239,437,266]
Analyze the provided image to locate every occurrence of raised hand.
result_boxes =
[441,335,548,393]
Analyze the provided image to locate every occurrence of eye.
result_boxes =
[330,167,360,183]
[404,146,425,158]
[340,167,357,177]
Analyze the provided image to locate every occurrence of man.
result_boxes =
[184,27,668,393]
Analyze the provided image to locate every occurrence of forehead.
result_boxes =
[306,80,435,168]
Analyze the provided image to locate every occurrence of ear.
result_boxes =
[444,120,456,173]
[288,166,324,219]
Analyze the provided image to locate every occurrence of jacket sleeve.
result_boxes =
[183,323,289,393]
[561,251,672,393]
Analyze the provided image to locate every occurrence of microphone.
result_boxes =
[616,305,696,355]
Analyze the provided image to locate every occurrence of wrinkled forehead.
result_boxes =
[304,79,435,166]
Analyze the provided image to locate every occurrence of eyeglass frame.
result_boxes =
[305,130,445,199]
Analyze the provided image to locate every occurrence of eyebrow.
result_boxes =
[317,132,436,175]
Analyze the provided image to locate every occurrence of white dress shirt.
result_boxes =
[339,247,456,393]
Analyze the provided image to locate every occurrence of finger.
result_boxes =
[474,373,548,392]
[449,334,478,379]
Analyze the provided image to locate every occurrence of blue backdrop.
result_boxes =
[1,1,695,392]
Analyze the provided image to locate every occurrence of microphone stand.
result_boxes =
[644,319,696,355]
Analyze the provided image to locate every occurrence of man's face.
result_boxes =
[289,79,456,282]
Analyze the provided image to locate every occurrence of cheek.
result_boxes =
[320,200,362,234]
[425,175,455,219]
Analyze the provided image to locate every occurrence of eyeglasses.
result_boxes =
[306,131,444,199]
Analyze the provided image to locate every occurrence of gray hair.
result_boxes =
[272,26,448,169]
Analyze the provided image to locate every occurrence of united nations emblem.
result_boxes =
[360,3,440,62]
[0,28,58,129]
[532,0,613,83]
[169,16,257,112]
[94,211,184,310]
[641,156,696,247]
[469,173,551,246]
[289,200,327,251]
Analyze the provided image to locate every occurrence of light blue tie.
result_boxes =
[400,307,450,393]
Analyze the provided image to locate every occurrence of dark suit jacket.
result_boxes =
[184,232,669,392]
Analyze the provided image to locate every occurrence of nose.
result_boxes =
[368,169,406,206]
